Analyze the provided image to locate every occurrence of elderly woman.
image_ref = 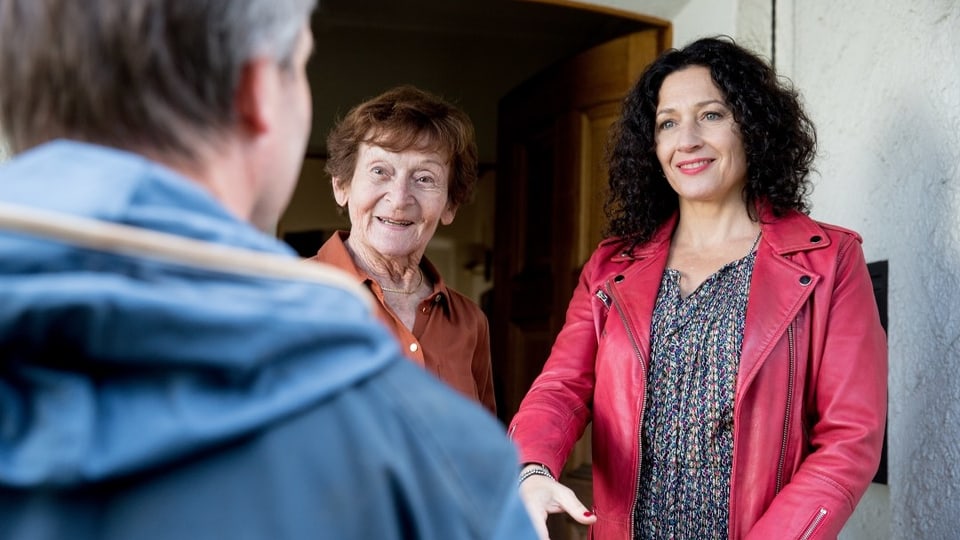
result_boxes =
[309,85,495,414]
[510,37,887,539]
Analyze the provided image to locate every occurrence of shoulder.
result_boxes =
[345,359,525,536]
[439,287,486,322]
[761,210,864,256]
[585,225,672,273]
[139,356,530,539]
[420,255,489,329]
[814,219,864,245]
[784,210,863,242]
[592,215,676,264]
[595,236,635,258]
[438,285,479,308]
[307,231,357,270]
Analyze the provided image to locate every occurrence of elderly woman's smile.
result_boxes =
[377,217,414,226]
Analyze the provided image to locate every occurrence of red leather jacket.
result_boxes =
[509,207,887,539]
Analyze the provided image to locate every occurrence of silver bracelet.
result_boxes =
[519,464,556,485]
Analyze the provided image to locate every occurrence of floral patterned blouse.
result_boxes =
[633,245,757,540]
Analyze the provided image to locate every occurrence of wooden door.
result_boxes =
[491,29,665,540]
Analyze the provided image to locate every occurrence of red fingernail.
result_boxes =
[584,511,594,517]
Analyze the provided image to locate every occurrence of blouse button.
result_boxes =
[421,306,429,313]
[799,275,812,285]
[614,275,625,283]
[409,343,419,353]
[810,235,822,243]
[434,294,443,303]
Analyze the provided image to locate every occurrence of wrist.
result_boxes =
[519,463,556,485]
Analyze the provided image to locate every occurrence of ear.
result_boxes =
[234,57,279,136]
[440,203,458,226]
[331,176,349,207]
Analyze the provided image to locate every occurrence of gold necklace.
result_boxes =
[379,268,424,295]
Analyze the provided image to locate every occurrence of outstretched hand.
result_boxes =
[518,468,597,540]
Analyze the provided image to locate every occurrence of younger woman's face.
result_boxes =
[654,66,748,209]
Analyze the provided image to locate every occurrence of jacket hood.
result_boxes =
[0,141,395,488]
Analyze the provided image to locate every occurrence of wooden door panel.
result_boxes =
[492,28,666,540]
[577,102,623,264]
[494,30,664,420]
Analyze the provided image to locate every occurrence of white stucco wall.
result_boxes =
[591,0,960,538]
[672,0,737,48]
[786,2,960,537]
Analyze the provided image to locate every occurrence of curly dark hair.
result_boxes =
[604,36,817,246]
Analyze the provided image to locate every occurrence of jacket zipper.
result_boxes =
[798,507,828,540]
[775,322,796,493]
[605,280,646,539]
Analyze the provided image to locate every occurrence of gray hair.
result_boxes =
[0,0,316,159]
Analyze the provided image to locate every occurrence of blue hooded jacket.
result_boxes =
[0,141,536,540]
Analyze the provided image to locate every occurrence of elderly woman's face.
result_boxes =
[654,66,747,208]
[333,142,456,261]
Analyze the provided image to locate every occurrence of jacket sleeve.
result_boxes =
[746,235,888,539]
[507,251,603,476]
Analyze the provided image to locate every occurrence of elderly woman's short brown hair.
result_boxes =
[325,85,479,208]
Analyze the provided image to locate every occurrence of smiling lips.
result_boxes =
[377,216,414,227]
[677,158,714,174]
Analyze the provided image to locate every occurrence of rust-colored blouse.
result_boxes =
[308,232,496,415]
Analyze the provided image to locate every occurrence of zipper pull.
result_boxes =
[595,288,611,308]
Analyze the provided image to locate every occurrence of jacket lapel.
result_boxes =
[607,217,675,366]
[737,209,827,394]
